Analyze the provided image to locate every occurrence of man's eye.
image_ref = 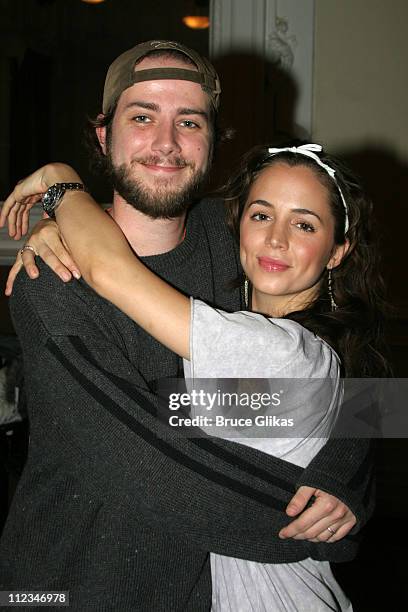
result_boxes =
[133,115,151,123]
[296,221,315,233]
[180,120,199,128]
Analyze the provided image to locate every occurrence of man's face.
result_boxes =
[97,56,212,218]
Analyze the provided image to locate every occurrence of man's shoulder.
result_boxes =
[192,197,235,245]
[12,261,94,305]
[10,261,112,339]
[194,196,226,221]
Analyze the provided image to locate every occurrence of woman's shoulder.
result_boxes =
[191,299,340,377]
[271,316,341,372]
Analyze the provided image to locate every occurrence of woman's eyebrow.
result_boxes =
[291,208,322,222]
[247,199,272,208]
[247,202,323,223]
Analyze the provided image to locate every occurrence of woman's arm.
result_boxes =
[56,190,191,359]
[0,163,191,359]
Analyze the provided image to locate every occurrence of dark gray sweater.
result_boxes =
[0,198,372,611]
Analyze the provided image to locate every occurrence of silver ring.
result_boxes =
[327,526,336,535]
[20,244,38,257]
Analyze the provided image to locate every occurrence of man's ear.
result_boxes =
[328,239,350,270]
[96,114,107,156]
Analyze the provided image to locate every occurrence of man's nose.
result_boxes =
[151,122,181,156]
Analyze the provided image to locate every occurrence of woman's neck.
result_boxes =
[251,285,319,318]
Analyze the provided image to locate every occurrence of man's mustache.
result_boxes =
[131,156,193,169]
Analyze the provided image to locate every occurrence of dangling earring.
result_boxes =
[328,268,338,311]
[244,277,249,309]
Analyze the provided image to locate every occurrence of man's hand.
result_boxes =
[5,219,80,296]
[279,486,357,543]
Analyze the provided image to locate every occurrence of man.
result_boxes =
[0,41,371,610]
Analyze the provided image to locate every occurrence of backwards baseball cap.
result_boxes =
[102,40,221,115]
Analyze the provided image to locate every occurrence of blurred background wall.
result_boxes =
[313,0,408,158]
[313,0,408,325]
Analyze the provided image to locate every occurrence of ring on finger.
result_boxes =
[20,244,38,257]
[326,526,336,535]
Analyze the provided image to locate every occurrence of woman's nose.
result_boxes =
[265,223,288,249]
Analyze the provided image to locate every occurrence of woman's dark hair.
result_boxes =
[84,48,229,175]
[220,141,391,378]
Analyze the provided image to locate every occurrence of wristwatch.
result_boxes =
[41,182,86,219]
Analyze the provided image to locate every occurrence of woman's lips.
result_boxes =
[257,257,290,272]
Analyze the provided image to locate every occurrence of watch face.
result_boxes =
[42,185,56,207]
[42,184,64,214]
[41,182,84,217]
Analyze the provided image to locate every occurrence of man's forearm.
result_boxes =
[297,437,375,530]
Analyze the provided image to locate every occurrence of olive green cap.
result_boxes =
[102,40,221,114]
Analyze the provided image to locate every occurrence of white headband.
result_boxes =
[267,143,349,233]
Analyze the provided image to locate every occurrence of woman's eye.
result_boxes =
[251,212,270,222]
[296,221,315,233]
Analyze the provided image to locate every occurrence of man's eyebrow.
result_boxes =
[124,101,160,112]
[123,101,208,119]
[247,201,322,222]
[178,107,208,119]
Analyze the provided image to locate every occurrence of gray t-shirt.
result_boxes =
[184,299,352,612]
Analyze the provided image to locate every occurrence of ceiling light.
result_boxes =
[182,15,210,30]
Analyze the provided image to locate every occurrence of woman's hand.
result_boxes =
[279,486,357,542]
[1,163,83,295]
[5,219,81,296]
[0,163,81,240]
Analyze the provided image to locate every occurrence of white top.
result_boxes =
[183,299,352,612]
[183,299,343,467]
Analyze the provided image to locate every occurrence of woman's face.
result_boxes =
[239,162,348,316]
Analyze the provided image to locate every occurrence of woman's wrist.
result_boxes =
[56,188,89,212]
[43,163,82,188]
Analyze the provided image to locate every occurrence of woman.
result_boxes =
[1,143,389,610]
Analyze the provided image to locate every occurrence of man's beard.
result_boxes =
[106,154,209,219]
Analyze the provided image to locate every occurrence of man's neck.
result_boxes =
[110,194,187,256]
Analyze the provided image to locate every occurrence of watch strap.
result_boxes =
[41,182,86,219]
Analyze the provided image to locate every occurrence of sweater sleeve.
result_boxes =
[296,437,375,531]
